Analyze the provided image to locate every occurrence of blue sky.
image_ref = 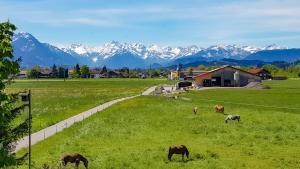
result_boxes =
[1,0,300,47]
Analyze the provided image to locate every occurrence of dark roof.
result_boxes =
[194,65,259,78]
[248,68,270,75]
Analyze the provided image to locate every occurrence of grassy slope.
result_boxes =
[17,80,300,169]
[7,78,171,132]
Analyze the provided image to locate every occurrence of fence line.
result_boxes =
[196,98,300,110]
[14,95,139,152]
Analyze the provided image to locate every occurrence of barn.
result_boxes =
[194,66,261,87]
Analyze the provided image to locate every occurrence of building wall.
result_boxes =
[195,67,261,87]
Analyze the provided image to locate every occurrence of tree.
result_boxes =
[58,67,65,78]
[27,66,41,78]
[187,67,194,76]
[101,66,107,74]
[72,64,81,78]
[0,21,28,167]
[198,65,206,70]
[51,64,58,78]
[80,65,90,78]
[65,68,69,78]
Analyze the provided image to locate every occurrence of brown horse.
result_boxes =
[214,105,224,114]
[168,145,189,161]
[61,153,88,168]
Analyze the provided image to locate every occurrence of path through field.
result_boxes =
[14,85,157,152]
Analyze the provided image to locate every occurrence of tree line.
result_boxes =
[25,64,171,79]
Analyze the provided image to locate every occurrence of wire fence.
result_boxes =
[195,98,300,110]
[14,95,138,152]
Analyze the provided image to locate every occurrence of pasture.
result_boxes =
[17,79,300,169]
[7,78,171,132]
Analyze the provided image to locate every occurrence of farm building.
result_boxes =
[170,65,208,80]
[194,65,261,87]
[248,68,272,80]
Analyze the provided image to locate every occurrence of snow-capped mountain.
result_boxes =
[61,42,201,62]
[12,32,79,67]
[12,32,298,68]
[61,43,280,63]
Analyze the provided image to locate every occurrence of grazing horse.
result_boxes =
[225,115,240,123]
[193,107,198,115]
[61,153,88,169]
[168,145,189,161]
[214,105,224,114]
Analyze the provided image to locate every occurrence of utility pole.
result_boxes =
[19,90,32,169]
[28,90,32,169]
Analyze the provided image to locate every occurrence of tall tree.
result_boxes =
[65,68,69,78]
[81,65,90,78]
[0,21,28,167]
[51,64,58,78]
[72,64,81,78]
[58,66,65,78]
[101,65,107,74]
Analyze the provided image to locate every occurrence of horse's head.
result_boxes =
[185,149,189,159]
[83,158,89,169]
[168,153,172,161]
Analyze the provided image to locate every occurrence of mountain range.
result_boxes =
[12,32,300,68]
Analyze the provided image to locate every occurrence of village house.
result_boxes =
[89,69,105,78]
[40,70,51,78]
[16,70,27,78]
[170,65,208,80]
[194,65,261,87]
[248,68,272,80]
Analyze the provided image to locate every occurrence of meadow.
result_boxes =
[7,78,171,132]
[16,79,300,169]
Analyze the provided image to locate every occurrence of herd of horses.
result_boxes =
[59,104,240,168]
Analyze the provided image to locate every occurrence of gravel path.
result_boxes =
[14,86,157,152]
[141,85,157,95]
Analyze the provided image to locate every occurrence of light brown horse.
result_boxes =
[214,105,224,114]
[61,153,88,169]
[168,145,189,161]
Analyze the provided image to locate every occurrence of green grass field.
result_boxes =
[7,78,171,132]
[17,79,300,169]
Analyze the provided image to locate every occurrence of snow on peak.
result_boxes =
[13,32,36,42]
[56,40,289,62]
[59,42,200,60]
[263,44,287,50]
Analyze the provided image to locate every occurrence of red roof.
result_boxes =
[248,68,267,75]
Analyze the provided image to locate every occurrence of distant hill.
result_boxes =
[166,58,290,69]
[245,49,300,62]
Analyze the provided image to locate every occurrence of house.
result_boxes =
[90,69,104,78]
[194,65,261,87]
[16,70,27,78]
[248,68,272,80]
[40,70,51,78]
[170,64,208,80]
[170,70,209,80]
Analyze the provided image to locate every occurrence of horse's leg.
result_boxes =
[61,161,67,169]
[182,153,184,161]
[75,161,79,169]
[168,153,172,161]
